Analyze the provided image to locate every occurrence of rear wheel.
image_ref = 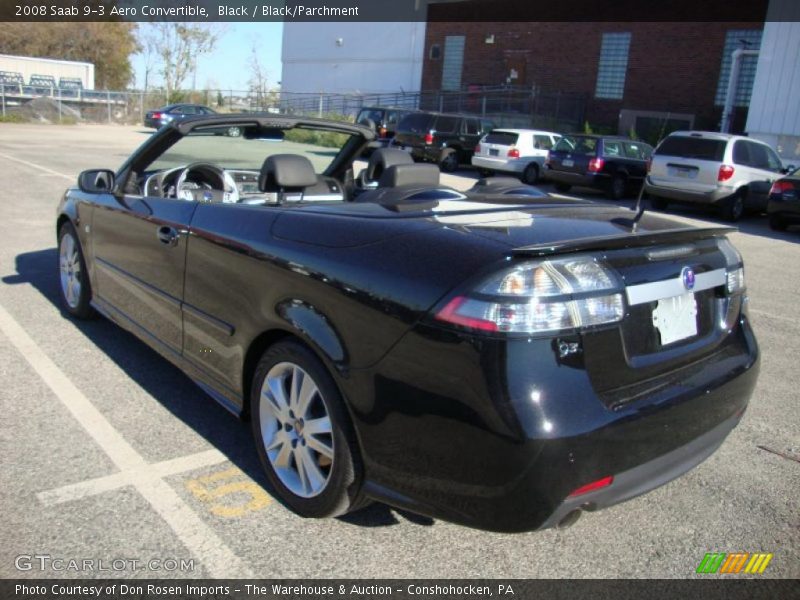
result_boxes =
[521,163,540,185]
[58,222,94,319]
[769,214,788,231]
[554,183,572,193]
[721,192,745,222]
[607,174,627,200]
[439,148,459,173]
[251,340,367,518]
[650,196,669,211]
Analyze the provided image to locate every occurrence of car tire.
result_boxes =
[607,174,627,200]
[721,192,745,222]
[650,196,669,211]
[58,221,95,320]
[250,340,368,518]
[554,183,572,193]
[769,214,788,231]
[439,148,459,173]
[521,163,540,185]
[227,126,242,137]
[477,168,493,178]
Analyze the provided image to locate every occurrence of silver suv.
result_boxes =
[645,131,786,221]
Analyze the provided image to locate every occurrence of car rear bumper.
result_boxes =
[645,178,734,204]
[768,195,800,220]
[351,315,759,532]
[546,169,608,189]
[472,156,525,173]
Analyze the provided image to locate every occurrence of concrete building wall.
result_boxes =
[0,54,95,89]
[281,22,426,94]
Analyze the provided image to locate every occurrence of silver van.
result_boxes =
[645,131,786,221]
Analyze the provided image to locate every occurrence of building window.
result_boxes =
[442,35,465,91]
[595,32,632,100]
[429,44,441,60]
[714,29,762,107]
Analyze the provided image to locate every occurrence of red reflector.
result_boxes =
[424,131,434,145]
[508,147,520,158]
[435,296,498,332]
[770,180,793,195]
[568,475,613,497]
[718,164,735,182]
[588,157,605,172]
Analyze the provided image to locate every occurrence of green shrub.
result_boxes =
[0,113,27,123]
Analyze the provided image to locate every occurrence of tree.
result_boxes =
[145,23,222,103]
[248,41,279,111]
[0,22,138,89]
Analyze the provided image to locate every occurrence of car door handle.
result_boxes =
[156,226,180,246]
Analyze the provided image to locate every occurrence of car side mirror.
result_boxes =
[78,169,115,193]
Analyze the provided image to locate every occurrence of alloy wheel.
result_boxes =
[259,362,334,498]
[59,231,82,309]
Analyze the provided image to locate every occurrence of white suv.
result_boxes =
[645,131,786,221]
[472,129,561,184]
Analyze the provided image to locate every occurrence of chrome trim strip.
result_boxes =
[626,268,726,305]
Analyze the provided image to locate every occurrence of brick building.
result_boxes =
[421,10,769,139]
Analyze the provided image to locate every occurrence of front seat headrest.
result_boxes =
[378,164,441,188]
[365,148,414,183]
[259,154,318,191]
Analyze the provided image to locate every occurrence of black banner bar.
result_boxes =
[0,0,775,23]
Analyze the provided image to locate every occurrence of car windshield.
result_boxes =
[656,136,726,161]
[146,123,358,174]
[356,109,384,124]
[554,136,597,155]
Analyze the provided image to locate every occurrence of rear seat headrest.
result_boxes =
[259,154,318,191]
[366,148,414,183]
[378,164,441,188]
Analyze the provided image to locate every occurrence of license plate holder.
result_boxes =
[562,159,574,167]
[489,148,499,157]
[652,292,698,345]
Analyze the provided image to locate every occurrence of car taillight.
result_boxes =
[434,256,624,334]
[770,180,793,195]
[378,126,387,138]
[507,147,520,158]
[474,144,481,154]
[588,157,605,172]
[152,112,162,119]
[424,131,434,145]
[717,238,746,295]
[646,157,652,173]
[718,164,735,182]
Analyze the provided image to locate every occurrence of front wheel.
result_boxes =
[58,222,94,319]
[251,340,367,518]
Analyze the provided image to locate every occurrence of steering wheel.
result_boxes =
[174,162,240,203]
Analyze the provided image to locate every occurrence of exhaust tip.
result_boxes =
[557,509,582,529]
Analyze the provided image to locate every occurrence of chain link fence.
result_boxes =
[1,81,586,132]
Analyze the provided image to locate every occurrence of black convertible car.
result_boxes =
[56,115,758,532]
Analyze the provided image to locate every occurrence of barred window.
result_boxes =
[595,32,631,100]
[714,29,762,107]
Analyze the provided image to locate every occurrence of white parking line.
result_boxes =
[0,302,251,578]
[0,152,73,180]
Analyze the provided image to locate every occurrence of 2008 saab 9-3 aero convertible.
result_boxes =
[56,115,758,532]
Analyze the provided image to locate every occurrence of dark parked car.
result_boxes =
[57,114,758,532]
[392,111,495,172]
[546,135,654,199]
[767,167,800,231]
[355,106,415,151]
[144,104,217,129]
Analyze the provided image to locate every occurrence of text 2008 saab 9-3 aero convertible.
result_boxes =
[56,114,758,532]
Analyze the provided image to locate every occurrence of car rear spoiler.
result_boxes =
[513,226,737,257]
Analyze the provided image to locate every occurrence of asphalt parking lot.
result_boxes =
[0,124,798,580]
